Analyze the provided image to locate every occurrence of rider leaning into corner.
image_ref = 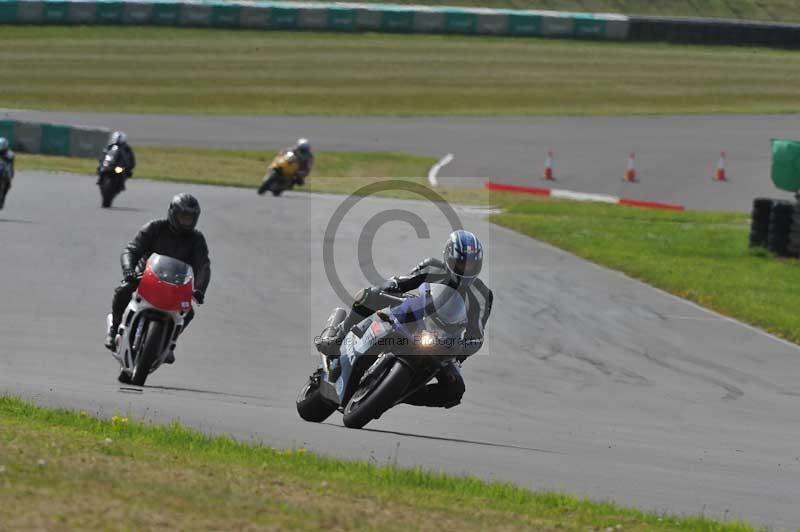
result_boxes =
[104,194,211,363]
[315,230,493,409]
[285,138,314,186]
[0,137,16,181]
[97,131,136,188]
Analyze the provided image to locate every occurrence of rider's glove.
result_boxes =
[122,269,137,283]
[193,290,205,305]
[380,278,401,293]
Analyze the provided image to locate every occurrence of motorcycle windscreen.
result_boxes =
[138,254,194,312]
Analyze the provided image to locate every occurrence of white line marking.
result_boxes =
[428,153,454,187]
[550,189,619,204]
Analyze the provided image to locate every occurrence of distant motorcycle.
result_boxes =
[0,159,11,210]
[98,145,128,208]
[297,284,468,429]
[109,253,194,386]
[257,150,301,197]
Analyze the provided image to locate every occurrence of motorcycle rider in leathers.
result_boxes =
[315,230,492,409]
[0,137,15,184]
[104,193,211,363]
[97,131,136,189]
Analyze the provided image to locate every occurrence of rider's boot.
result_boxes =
[314,307,349,356]
[104,321,119,351]
[314,324,343,357]
[164,349,175,364]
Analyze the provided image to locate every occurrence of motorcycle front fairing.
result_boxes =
[112,254,194,371]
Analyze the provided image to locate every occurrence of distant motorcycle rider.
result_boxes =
[285,138,314,186]
[0,137,15,182]
[315,230,492,408]
[104,193,211,363]
[97,131,136,188]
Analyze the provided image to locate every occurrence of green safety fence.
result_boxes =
[0,120,109,158]
[0,0,631,40]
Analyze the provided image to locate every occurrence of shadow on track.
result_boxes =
[325,424,564,454]
[138,384,266,402]
[105,206,149,212]
[0,217,35,224]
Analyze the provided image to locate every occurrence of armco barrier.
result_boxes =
[0,119,110,158]
[0,1,796,47]
[0,0,631,41]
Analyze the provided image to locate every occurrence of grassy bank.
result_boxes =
[0,396,754,531]
[18,147,501,204]
[3,26,800,116]
[492,199,800,344]
[340,0,800,22]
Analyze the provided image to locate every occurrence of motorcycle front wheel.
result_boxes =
[342,361,412,429]
[0,179,8,210]
[100,176,116,208]
[131,321,164,386]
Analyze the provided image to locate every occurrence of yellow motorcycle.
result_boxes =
[257,151,302,197]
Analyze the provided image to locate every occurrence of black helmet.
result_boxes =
[443,230,483,286]
[167,193,201,234]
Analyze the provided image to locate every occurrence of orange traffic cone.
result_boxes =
[623,152,637,182]
[714,151,727,182]
[543,148,554,181]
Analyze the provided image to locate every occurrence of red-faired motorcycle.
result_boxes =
[108,253,194,386]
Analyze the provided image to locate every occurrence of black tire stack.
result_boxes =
[767,200,795,257]
[789,203,800,257]
[750,197,800,258]
[749,198,773,248]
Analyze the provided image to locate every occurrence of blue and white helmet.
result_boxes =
[443,230,483,287]
[0,137,9,155]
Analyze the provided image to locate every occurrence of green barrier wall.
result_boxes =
[0,120,109,158]
[0,0,630,40]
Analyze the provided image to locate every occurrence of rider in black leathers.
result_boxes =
[315,230,492,408]
[0,137,15,184]
[104,194,211,361]
[97,131,136,188]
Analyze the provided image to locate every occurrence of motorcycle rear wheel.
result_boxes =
[343,361,412,429]
[296,374,337,423]
[131,321,164,386]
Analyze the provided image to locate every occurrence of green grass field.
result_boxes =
[3,26,800,116]
[492,199,800,344]
[343,0,800,22]
[0,396,755,531]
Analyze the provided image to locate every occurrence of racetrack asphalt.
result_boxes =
[5,109,800,212]
[2,171,800,529]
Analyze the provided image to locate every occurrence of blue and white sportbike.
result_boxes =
[297,283,469,429]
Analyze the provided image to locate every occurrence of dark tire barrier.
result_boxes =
[749,197,773,248]
[628,17,800,48]
[788,203,800,257]
[767,200,796,257]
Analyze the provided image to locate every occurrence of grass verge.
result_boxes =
[18,147,501,204]
[492,199,800,344]
[0,396,755,531]
[2,26,800,116]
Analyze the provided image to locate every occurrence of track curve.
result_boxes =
[5,109,800,211]
[2,171,800,528]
